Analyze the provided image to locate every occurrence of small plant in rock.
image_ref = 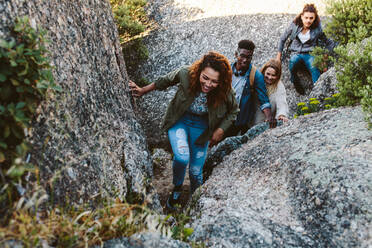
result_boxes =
[158,189,205,248]
[294,95,341,118]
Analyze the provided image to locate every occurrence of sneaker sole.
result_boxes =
[166,198,178,211]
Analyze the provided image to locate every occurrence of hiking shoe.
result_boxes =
[293,79,305,95]
[166,190,182,211]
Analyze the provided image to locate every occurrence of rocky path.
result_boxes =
[140,0,329,210]
[130,2,371,247]
[138,0,327,116]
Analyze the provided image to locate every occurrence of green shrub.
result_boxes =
[0,16,61,221]
[312,0,372,127]
[110,0,149,82]
[111,0,148,40]
[311,46,332,73]
[333,38,372,127]
[324,0,372,45]
[312,0,371,71]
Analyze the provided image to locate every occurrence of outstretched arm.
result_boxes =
[129,81,156,97]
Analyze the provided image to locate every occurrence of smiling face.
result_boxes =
[301,11,316,29]
[264,67,278,85]
[199,67,220,93]
[235,48,253,72]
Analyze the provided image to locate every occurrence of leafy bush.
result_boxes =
[324,0,372,45]
[333,38,372,127]
[312,0,371,72]
[311,46,332,73]
[312,0,372,127]
[111,0,148,40]
[110,0,150,82]
[0,16,61,219]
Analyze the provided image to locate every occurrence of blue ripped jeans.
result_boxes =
[289,53,320,84]
[168,112,209,193]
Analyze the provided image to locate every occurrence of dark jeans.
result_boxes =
[289,53,321,84]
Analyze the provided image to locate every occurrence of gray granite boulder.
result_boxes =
[189,106,371,247]
[308,67,338,102]
[0,0,160,210]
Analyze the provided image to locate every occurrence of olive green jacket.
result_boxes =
[154,66,239,145]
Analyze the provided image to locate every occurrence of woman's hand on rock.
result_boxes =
[129,80,145,97]
[209,128,224,147]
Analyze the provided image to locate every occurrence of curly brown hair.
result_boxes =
[293,3,320,29]
[189,51,232,108]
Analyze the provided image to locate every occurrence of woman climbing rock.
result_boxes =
[276,3,337,95]
[129,51,238,210]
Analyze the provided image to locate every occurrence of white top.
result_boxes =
[232,74,246,105]
[298,30,310,44]
[254,81,289,125]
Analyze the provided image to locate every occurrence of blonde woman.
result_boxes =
[254,59,289,124]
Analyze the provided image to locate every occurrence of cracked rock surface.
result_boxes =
[189,106,371,247]
[1,0,160,210]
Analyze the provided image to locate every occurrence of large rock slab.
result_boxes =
[189,106,371,247]
[0,0,160,209]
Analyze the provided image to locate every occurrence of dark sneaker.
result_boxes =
[293,79,305,95]
[166,190,181,211]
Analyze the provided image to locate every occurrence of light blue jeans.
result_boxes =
[289,53,321,84]
[168,112,209,193]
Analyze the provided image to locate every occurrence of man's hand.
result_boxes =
[209,128,224,147]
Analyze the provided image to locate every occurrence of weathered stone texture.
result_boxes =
[189,106,371,247]
[0,0,160,209]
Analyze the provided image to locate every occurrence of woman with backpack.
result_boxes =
[276,3,336,95]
